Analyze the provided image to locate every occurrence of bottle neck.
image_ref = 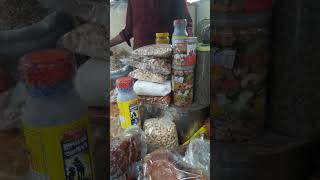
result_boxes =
[117,87,134,93]
[25,80,75,98]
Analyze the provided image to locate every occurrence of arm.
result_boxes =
[111,0,134,48]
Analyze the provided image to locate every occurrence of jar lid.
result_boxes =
[173,19,187,26]
[116,76,133,89]
[197,44,210,52]
[20,49,75,86]
[156,32,169,37]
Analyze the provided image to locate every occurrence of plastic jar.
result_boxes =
[172,19,188,44]
[155,32,170,44]
[116,76,140,129]
[173,37,198,66]
[172,65,195,107]
[20,49,96,179]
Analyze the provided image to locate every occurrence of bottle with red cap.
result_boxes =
[116,76,140,129]
[19,49,96,180]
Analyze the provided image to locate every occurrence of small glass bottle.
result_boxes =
[20,49,95,180]
[116,76,140,129]
[155,32,170,44]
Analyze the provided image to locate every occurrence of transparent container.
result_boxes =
[155,32,170,44]
[20,49,96,180]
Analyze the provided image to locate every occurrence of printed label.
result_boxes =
[214,50,236,69]
[23,116,95,180]
[118,98,140,129]
[174,76,185,84]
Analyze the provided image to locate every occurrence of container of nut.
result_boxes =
[212,1,273,142]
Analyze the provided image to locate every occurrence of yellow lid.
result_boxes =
[156,32,169,37]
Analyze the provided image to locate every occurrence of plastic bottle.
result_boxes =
[20,49,95,180]
[172,19,188,45]
[116,76,140,129]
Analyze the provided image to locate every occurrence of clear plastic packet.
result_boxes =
[110,126,147,179]
[134,80,171,97]
[122,55,171,75]
[132,44,173,58]
[129,69,167,84]
[110,89,118,103]
[138,95,171,107]
[142,149,208,180]
[183,138,210,178]
[59,23,108,59]
[110,103,124,139]
[127,161,144,180]
[143,114,179,152]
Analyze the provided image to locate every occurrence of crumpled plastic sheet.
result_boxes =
[183,138,210,178]
[0,83,26,130]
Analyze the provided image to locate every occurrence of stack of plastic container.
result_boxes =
[212,0,273,142]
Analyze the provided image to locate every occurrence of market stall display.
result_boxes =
[212,12,270,142]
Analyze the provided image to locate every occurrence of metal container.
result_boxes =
[194,44,210,106]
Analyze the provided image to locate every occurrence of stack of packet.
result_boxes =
[123,44,173,107]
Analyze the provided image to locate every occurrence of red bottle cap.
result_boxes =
[116,76,134,89]
[20,49,75,86]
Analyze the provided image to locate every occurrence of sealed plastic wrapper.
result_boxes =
[110,126,147,179]
[183,138,210,177]
[129,69,167,84]
[110,89,118,104]
[132,44,173,58]
[59,23,108,59]
[143,114,179,152]
[142,149,208,180]
[110,103,123,139]
[134,80,171,97]
[138,95,171,107]
[172,67,195,107]
[122,55,171,75]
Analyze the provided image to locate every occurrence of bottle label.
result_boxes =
[118,98,140,129]
[23,116,95,180]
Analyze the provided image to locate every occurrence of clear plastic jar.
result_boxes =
[173,37,197,66]
[155,32,170,44]
[172,65,195,107]
[116,76,140,129]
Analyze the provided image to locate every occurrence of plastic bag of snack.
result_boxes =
[134,80,171,96]
[142,149,208,180]
[129,69,167,84]
[110,103,123,139]
[59,23,108,59]
[110,89,118,104]
[110,126,147,179]
[122,55,171,75]
[183,138,210,178]
[138,95,171,107]
[132,44,173,58]
[143,114,179,152]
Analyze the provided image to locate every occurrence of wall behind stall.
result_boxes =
[110,1,209,51]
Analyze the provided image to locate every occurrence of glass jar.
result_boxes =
[155,32,170,44]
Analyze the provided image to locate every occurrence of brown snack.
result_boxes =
[0,129,29,178]
[143,149,207,180]
[138,95,171,107]
[110,126,147,179]
[110,56,125,72]
[0,0,49,30]
[129,69,167,84]
[132,44,173,58]
[125,55,171,75]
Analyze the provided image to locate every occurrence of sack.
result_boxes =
[134,80,171,96]
[59,23,108,59]
[122,55,171,75]
[75,58,108,107]
[132,44,173,58]
[129,69,167,84]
